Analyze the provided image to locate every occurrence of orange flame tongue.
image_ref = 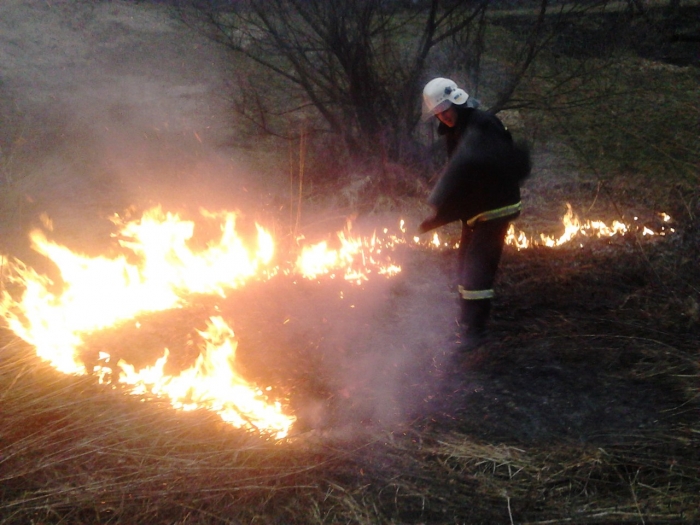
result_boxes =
[116,207,275,295]
[295,230,402,283]
[117,316,293,439]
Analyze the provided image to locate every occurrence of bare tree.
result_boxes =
[174,1,629,170]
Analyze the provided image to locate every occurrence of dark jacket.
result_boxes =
[420,106,531,232]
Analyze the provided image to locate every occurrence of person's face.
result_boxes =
[436,105,458,127]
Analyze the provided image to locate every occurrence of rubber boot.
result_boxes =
[459,299,491,350]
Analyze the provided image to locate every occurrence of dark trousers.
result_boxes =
[457,217,511,336]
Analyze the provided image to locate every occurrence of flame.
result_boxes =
[0,207,294,437]
[116,316,293,439]
[505,203,667,250]
[1,207,276,373]
[115,207,275,295]
[295,230,402,284]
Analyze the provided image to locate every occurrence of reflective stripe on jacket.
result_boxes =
[466,201,522,227]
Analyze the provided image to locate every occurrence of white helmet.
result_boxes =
[422,77,469,120]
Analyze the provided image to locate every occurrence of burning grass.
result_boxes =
[1,207,698,524]
[0,339,314,524]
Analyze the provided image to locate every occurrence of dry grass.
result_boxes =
[1,363,696,524]
[0,337,326,524]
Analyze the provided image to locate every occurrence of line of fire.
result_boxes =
[0,204,674,439]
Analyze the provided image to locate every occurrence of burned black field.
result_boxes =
[441,238,698,445]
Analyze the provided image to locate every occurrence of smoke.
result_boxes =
[0,1,275,250]
[1,0,460,436]
[216,215,461,435]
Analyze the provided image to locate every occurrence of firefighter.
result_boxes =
[419,77,531,349]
